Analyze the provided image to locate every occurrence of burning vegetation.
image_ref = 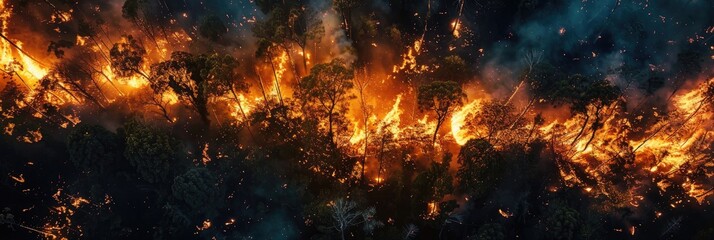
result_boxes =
[1,0,714,239]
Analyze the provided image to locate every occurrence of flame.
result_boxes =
[161,91,178,105]
[17,41,48,82]
[377,94,403,137]
[374,177,384,184]
[426,201,438,218]
[75,35,88,46]
[451,20,462,39]
[450,99,483,145]
[0,0,12,66]
[498,209,513,218]
[392,40,426,74]
[196,219,211,231]
[10,173,24,183]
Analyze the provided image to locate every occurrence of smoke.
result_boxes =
[484,0,713,97]
[309,0,357,65]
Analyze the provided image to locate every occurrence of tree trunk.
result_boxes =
[283,45,300,84]
[230,86,256,142]
[300,45,308,72]
[328,108,335,144]
[267,51,284,106]
[432,115,444,148]
[582,108,602,151]
[570,112,590,146]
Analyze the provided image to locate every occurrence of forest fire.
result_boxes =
[1,0,713,239]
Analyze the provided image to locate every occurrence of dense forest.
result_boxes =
[1,0,714,239]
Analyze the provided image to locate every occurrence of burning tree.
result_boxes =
[417,80,465,146]
[297,59,355,143]
[109,35,148,79]
[149,51,246,125]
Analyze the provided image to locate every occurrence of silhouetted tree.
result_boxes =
[456,139,503,198]
[329,198,383,240]
[433,55,471,84]
[149,51,243,125]
[67,124,119,174]
[417,81,465,146]
[109,35,148,79]
[199,16,228,42]
[297,59,354,143]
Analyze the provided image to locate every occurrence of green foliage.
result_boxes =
[253,6,292,46]
[469,223,505,240]
[171,168,223,214]
[413,153,454,203]
[524,63,569,104]
[67,124,119,174]
[298,59,355,139]
[434,55,471,84]
[122,120,180,184]
[567,75,621,114]
[199,16,228,41]
[109,35,146,78]
[456,139,504,198]
[417,81,465,115]
[544,204,580,240]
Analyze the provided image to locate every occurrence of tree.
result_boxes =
[456,139,504,198]
[402,224,419,240]
[171,168,223,216]
[199,15,228,42]
[255,38,284,105]
[67,124,120,174]
[122,120,181,184]
[417,81,465,146]
[333,0,358,39]
[54,62,109,107]
[544,204,580,240]
[525,63,569,105]
[469,223,505,240]
[288,7,324,71]
[433,55,471,84]
[149,52,244,125]
[567,75,621,149]
[109,35,148,79]
[297,59,355,142]
[329,198,383,240]
[121,0,161,48]
[414,153,454,208]
[354,67,372,184]
[466,100,525,145]
[39,64,106,109]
